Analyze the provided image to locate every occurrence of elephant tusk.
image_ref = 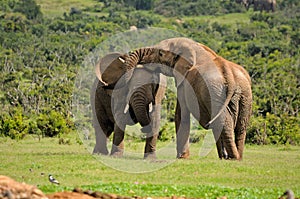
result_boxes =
[123,104,129,114]
[149,102,153,112]
[118,57,125,63]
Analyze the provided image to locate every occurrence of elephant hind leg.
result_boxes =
[216,138,228,159]
[235,96,252,159]
[212,114,239,160]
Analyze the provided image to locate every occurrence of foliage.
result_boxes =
[13,0,43,20]
[0,0,299,145]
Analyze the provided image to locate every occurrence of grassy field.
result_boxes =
[0,134,299,198]
[36,0,102,17]
[183,13,251,26]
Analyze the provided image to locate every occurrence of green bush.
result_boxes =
[13,0,42,21]
[37,111,71,137]
[0,107,28,139]
[247,113,300,145]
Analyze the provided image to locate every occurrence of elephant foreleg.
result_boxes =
[111,125,125,157]
[93,123,110,155]
[175,88,191,159]
[144,105,160,159]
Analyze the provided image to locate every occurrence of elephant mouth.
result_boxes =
[128,106,138,124]
[124,102,153,126]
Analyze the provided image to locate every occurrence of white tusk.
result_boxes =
[149,103,153,112]
[118,57,125,63]
[123,104,129,114]
[136,64,144,68]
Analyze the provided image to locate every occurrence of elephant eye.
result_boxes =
[158,49,164,57]
[174,54,180,62]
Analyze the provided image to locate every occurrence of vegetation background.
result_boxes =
[0,0,299,198]
[0,0,299,145]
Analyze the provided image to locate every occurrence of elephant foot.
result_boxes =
[222,147,229,160]
[141,125,152,134]
[110,151,124,158]
[92,147,109,155]
[224,154,241,161]
[144,152,156,159]
[177,151,190,159]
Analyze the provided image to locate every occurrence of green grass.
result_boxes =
[0,134,299,198]
[36,0,101,17]
[182,12,251,29]
[36,0,251,27]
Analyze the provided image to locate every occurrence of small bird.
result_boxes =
[279,190,297,199]
[48,174,60,185]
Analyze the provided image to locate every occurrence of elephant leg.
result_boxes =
[93,122,111,155]
[175,88,191,159]
[211,111,239,160]
[222,141,229,159]
[235,96,252,159]
[111,125,125,157]
[144,105,160,159]
[222,114,240,160]
[216,138,223,159]
[144,135,158,159]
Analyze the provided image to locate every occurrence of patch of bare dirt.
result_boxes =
[0,175,47,199]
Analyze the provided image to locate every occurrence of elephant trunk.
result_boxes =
[124,48,157,82]
[129,89,152,127]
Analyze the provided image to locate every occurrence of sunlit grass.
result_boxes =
[183,12,251,26]
[0,134,299,198]
[36,0,102,17]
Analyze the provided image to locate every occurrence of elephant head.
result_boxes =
[95,52,162,132]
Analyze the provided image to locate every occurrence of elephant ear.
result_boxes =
[95,52,127,88]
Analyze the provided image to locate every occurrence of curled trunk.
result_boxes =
[129,90,151,127]
[125,48,157,82]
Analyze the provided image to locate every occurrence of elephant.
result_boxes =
[241,0,276,12]
[254,0,276,12]
[236,0,251,10]
[121,37,252,160]
[91,52,166,159]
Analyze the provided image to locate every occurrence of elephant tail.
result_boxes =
[205,57,236,128]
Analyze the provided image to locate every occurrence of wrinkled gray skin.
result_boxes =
[124,37,252,160]
[237,0,276,12]
[91,52,166,159]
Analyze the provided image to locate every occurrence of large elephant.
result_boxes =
[91,52,166,159]
[122,37,252,160]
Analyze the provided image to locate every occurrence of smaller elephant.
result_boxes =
[91,52,166,159]
[245,0,276,12]
[256,0,276,12]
